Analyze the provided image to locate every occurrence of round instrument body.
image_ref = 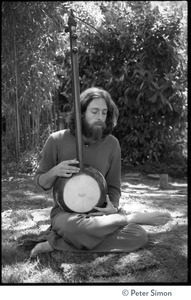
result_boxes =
[53,165,107,213]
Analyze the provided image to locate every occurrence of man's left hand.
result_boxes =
[88,195,118,216]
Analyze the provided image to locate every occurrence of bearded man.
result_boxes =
[31,87,171,257]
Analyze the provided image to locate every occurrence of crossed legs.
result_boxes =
[30,210,171,257]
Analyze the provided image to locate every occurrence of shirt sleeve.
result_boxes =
[34,134,58,191]
[105,139,121,208]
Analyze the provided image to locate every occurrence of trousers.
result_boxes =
[46,212,148,252]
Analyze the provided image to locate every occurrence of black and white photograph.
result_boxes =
[1,1,189,297]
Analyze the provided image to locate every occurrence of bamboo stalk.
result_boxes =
[36,105,40,148]
[32,108,35,148]
[13,26,20,159]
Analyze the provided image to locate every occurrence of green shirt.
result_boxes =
[34,129,121,218]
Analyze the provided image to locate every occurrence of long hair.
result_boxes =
[67,87,119,137]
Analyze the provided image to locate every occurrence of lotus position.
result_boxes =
[31,87,171,257]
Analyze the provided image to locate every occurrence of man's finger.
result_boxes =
[87,212,105,216]
[93,206,105,212]
[69,159,79,165]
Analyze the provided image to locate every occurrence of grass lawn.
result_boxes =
[1,167,188,284]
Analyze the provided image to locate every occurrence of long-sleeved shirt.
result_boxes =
[34,129,121,218]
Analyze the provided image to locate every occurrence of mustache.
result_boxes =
[93,121,106,128]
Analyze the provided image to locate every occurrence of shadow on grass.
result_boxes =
[121,175,187,217]
[2,224,51,269]
[145,224,188,283]
[33,223,188,283]
[1,172,188,283]
[121,180,187,194]
[2,223,186,283]
[2,174,53,212]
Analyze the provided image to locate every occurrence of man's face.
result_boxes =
[82,98,108,142]
[85,98,108,125]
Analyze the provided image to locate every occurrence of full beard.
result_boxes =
[82,118,106,144]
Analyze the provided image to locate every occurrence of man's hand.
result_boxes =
[88,195,118,216]
[53,159,80,178]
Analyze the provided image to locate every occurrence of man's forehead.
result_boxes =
[87,98,108,109]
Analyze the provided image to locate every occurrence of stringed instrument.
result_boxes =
[53,10,107,213]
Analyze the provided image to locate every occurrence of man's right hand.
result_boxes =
[53,159,80,178]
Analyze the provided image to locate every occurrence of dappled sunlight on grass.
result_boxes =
[120,199,156,214]
[6,190,52,201]
[121,175,187,190]
[179,243,187,257]
[169,182,187,187]
[2,210,33,230]
[2,259,46,283]
[122,182,159,190]
[30,207,51,221]
[2,207,51,233]
[23,267,63,283]
[120,174,187,223]
[1,172,188,283]
[2,192,53,212]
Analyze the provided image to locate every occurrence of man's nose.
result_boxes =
[97,112,103,121]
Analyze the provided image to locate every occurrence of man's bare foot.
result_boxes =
[30,241,53,257]
[126,211,171,226]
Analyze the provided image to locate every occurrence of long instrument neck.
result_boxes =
[68,10,83,171]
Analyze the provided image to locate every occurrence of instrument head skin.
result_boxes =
[53,165,107,214]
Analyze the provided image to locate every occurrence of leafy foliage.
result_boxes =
[2,1,187,173]
[59,1,187,165]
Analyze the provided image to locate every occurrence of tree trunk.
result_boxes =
[56,90,60,131]
[13,26,20,159]
[52,93,56,131]
[32,108,35,148]
[36,104,40,148]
